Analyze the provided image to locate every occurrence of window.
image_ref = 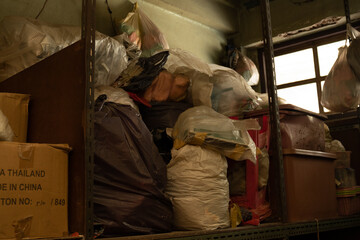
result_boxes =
[273,39,346,114]
[259,23,360,114]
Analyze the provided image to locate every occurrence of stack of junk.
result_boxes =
[1,7,357,238]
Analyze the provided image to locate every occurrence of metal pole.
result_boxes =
[82,0,96,239]
[260,0,287,222]
[344,0,351,25]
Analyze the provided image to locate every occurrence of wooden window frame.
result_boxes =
[258,21,360,114]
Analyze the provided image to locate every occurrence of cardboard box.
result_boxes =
[0,92,30,142]
[0,142,70,239]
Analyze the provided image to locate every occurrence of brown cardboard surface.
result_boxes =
[0,142,70,239]
[0,93,30,142]
[283,148,338,222]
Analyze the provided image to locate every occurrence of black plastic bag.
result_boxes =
[93,100,173,237]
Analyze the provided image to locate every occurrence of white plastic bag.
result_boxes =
[166,145,230,230]
[0,16,128,86]
[321,46,360,112]
[209,64,260,116]
[164,49,259,116]
[172,106,258,163]
[0,109,14,141]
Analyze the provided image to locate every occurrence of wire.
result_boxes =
[35,0,49,19]
[105,0,117,35]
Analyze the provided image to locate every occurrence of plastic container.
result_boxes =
[283,148,338,222]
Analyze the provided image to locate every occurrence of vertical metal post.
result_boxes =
[344,0,351,25]
[260,0,287,222]
[82,0,96,239]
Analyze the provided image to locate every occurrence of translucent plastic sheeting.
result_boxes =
[172,105,259,163]
[0,16,128,86]
[167,145,230,230]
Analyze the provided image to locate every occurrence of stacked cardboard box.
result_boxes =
[0,92,70,239]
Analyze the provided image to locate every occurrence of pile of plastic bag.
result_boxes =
[0,7,270,236]
[0,16,128,86]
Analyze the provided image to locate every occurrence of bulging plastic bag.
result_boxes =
[347,24,360,82]
[94,100,173,236]
[229,49,260,86]
[208,64,259,116]
[118,6,169,57]
[321,45,360,112]
[164,49,259,116]
[172,106,258,163]
[0,109,14,141]
[166,145,230,230]
[0,16,128,86]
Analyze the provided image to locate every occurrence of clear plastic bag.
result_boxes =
[172,105,258,163]
[0,16,128,86]
[209,64,259,116]
[118,5,169,57]
[164,49,259,116]
[321,45,360,112]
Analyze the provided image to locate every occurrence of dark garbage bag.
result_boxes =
[139,101,192,164]
[93,99,173,237]
[139,101,192,130]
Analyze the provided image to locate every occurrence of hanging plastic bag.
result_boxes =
[229,48,260,86]
[172,106,259,163]
[347,24,360,82]
[321,45,360,112]
[166,145,230,230]
[118,5,169,57]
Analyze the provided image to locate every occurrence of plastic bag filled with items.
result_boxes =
[228,48,259,86]
[164,49,259,117]
[172,105,259,163]
[117,4,169,57]
[166,145,230,230]
[321,45,360,112]
[0,16,128,86]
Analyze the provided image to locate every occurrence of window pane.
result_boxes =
[274,48,316,85]
[277,83,319,113]
[318,40,346,76]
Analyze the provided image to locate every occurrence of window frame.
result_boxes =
[258,20,360,114]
